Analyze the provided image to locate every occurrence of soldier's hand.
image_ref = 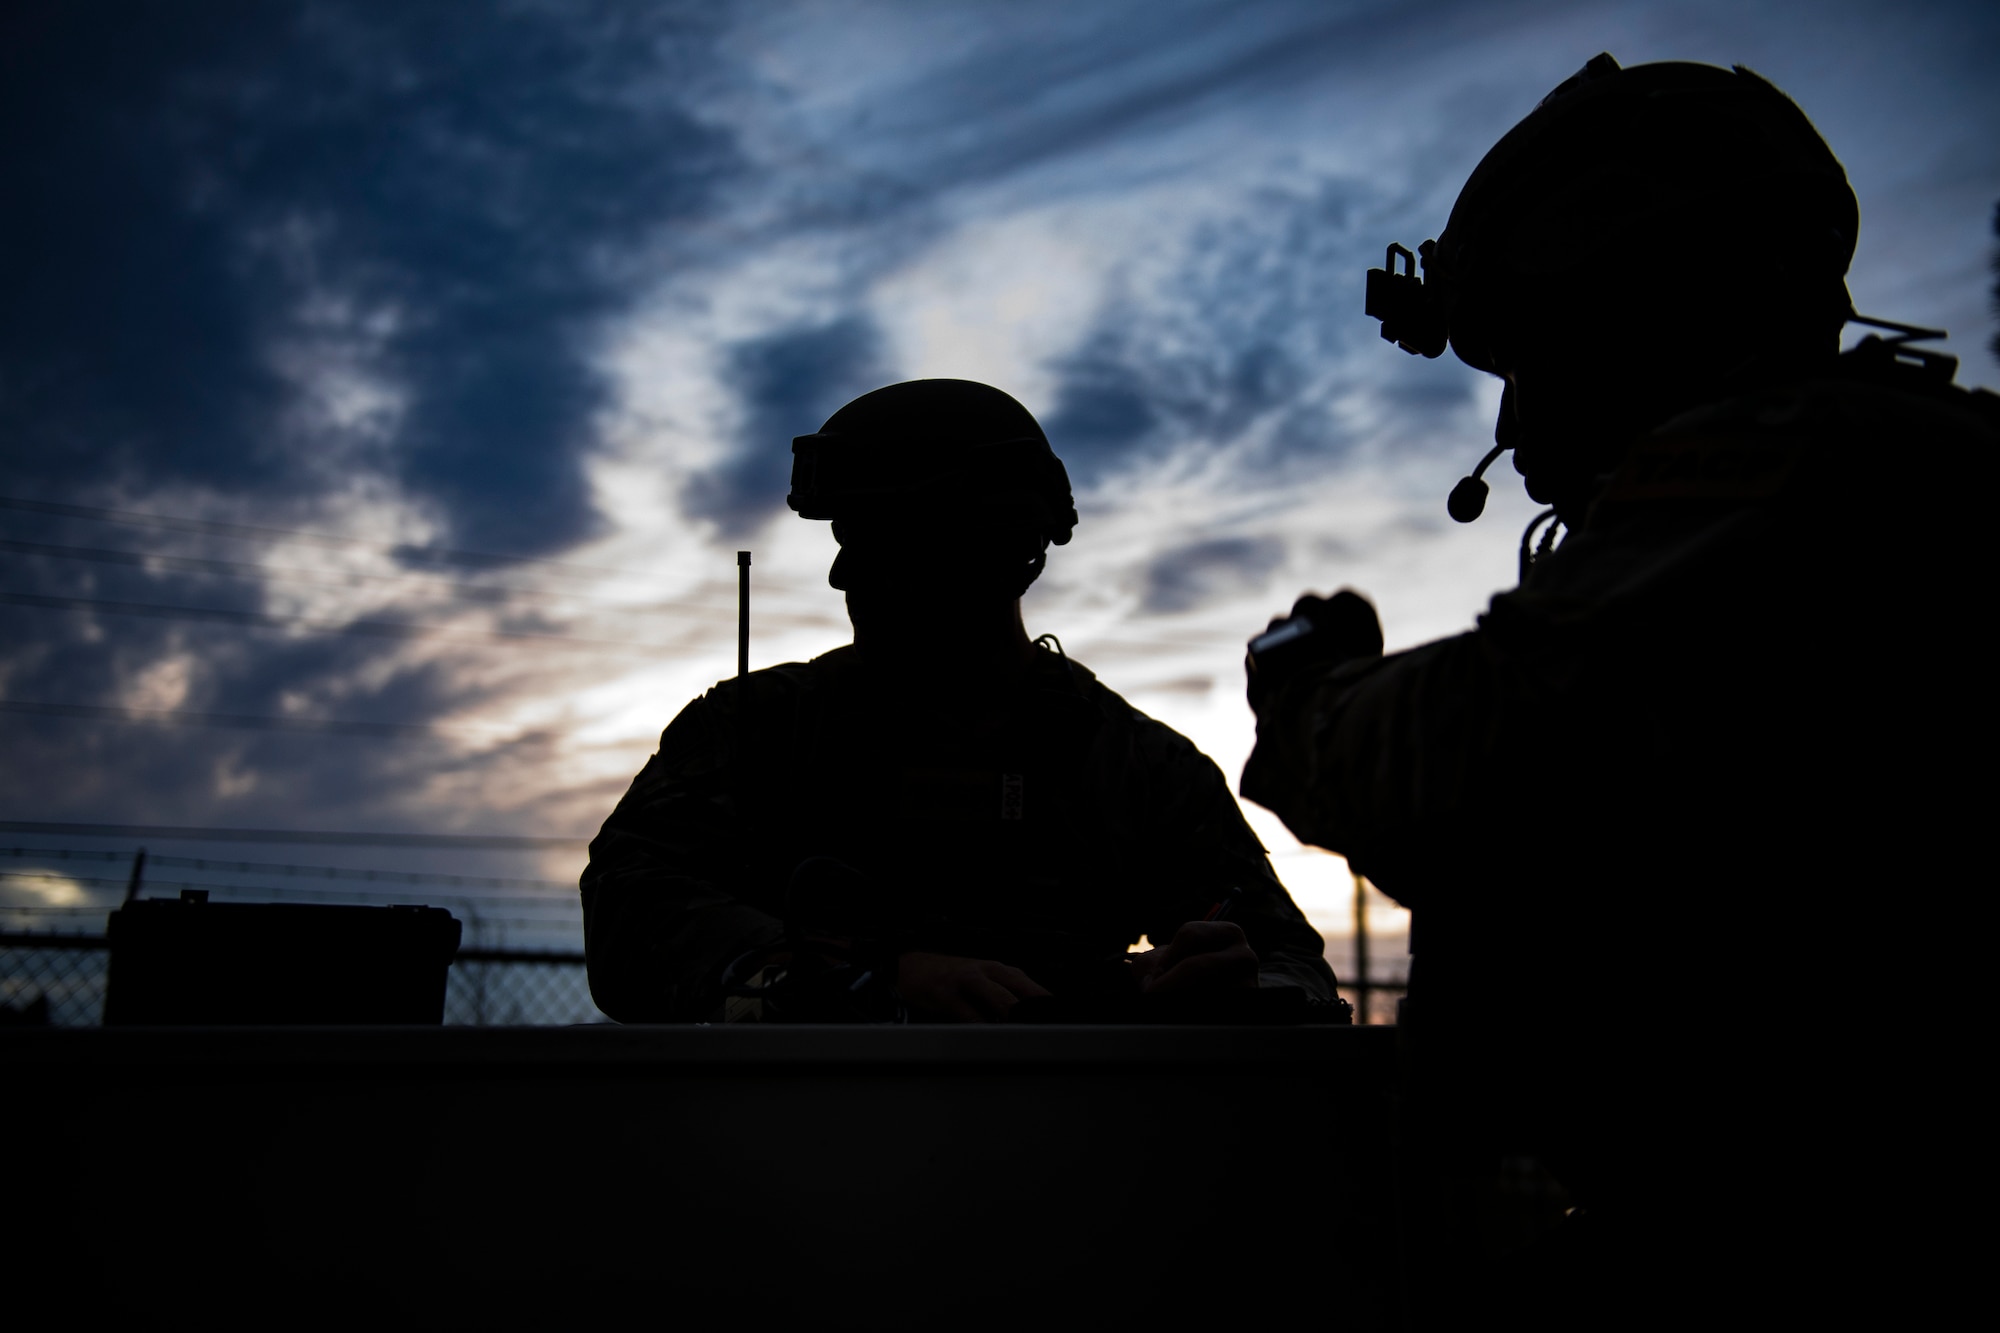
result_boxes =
[896,951,1051,1023]
[1244,588,1383,712]
[1127,921,1259,994]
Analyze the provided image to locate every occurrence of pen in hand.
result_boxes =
[1201,884,1241,923]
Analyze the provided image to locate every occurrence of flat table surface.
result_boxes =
[1,1019,1396,1069]
[6,1023,1407,1328]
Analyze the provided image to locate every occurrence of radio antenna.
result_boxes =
[736,551,751,678]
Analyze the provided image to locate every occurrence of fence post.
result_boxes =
[1352,871,1371,1024]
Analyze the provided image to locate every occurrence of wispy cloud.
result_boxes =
[2,0,1994,941]
[4,2,738,550]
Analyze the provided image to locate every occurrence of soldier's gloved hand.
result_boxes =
[896,951,1051,1023]
[1244,589,1384,712]
[1127,921,1259,994]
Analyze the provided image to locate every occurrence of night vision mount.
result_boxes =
[1364,237,1963,526]
[1367,240,1494,521]
[1843,311,1957,384]
[1365,242,1448,359]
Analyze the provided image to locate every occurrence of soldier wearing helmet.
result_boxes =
[585,378,1337,1024]
[1241,56,1994,1320]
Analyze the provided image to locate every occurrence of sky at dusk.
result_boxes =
[4,0,1996,968]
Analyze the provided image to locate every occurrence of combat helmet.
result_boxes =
[789,379,1078,595]
[1370,53,1859,370]
[1366,54,1863,522]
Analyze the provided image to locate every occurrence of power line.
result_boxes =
[0,820,588,850]
[0,699,479,740]
[0,536,837,629]
[0,590,680,653]
[0,537,580,604]
[0,494,632,581]
[0,698,678,751]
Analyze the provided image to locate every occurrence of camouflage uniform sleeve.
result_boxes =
[580,687,784,1022]
[1142,732,1340,998]
[1239,628,1538,912]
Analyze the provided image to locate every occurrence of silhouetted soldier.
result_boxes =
[1240,56,1995,1322]
[586,379,1336,1024]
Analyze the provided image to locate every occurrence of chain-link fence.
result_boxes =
[0,933,109,1026]
[5,849,1412,1027]
[5,932,1416,1028]
[0,932,603,1026]
[444,948,602,1025]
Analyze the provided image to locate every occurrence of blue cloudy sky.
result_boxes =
[3,0,1995,956]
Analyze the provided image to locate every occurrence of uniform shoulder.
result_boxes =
[1602,352,1997,512]
[648,651,856,776]
[1053,651,1214,769]
[699,646,857,713]
[1657,347,2000,450]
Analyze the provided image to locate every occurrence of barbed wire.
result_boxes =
[0,903,579,936]
[3,846,574,890]
[0,869,578,912]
